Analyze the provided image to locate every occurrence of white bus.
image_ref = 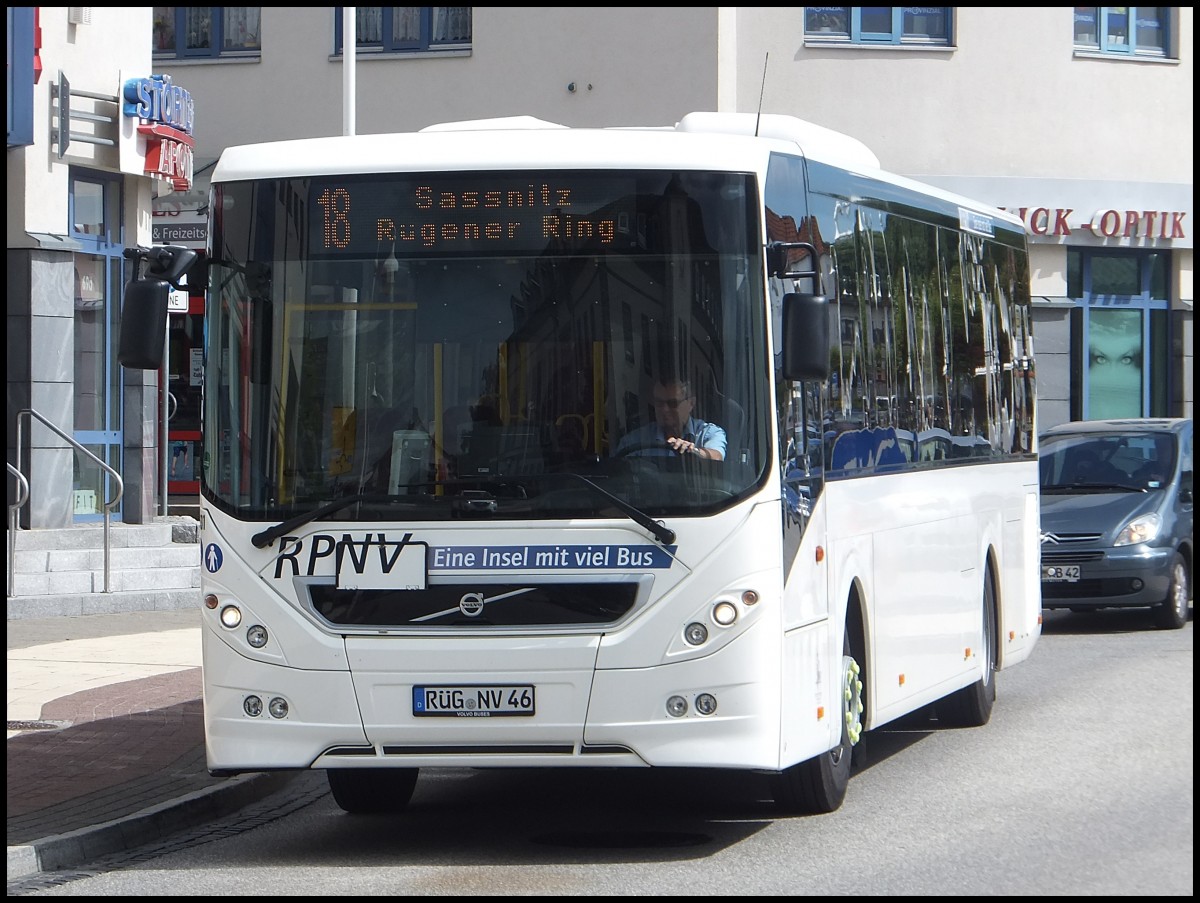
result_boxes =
[122,112,1042,815]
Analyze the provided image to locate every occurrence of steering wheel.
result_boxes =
[612,441,673,458]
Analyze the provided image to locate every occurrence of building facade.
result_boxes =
[7,7,200,527]
[8,7,1193,526]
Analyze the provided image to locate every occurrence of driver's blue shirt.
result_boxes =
[615,416,727,459]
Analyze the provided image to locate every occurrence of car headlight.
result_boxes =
[1114,513,1161,546]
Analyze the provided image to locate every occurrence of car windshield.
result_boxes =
[1039,431,1175,492]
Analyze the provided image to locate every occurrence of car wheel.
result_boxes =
[328,768,419,814]
[1152,552,1189,630]
[937,572,997,727]
[775,631,860,814]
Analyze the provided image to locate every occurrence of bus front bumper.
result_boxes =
[204,624,791,773]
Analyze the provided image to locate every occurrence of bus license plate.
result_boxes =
[413,685,535,717]
[1042,565,1081,583]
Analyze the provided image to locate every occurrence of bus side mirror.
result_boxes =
[782,292,830,382]
[146,244,198,291]
[117,245,198,370]
[767,241,820,280]
[118,279,170,369]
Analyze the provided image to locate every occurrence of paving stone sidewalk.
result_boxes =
[6,611,288,880]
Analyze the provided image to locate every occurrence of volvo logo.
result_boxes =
[459,592,486,617]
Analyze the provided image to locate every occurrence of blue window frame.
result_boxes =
[804,7,952,45]
[1068,249,1172,419]
[1073,7,1171,57]
[153,7,261,59]
[335,7,472,54]
[69,170,128,521]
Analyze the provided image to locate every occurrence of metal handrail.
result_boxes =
[7,462,30,598]
[14,408,124,593]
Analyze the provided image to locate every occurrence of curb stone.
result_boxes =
[6,771,295,881]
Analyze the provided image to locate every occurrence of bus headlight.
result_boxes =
[246,625,268,648]
[243,695,263,717]
[268,697,289,719]
[712,601,738,626]
[666,695,688,717]
[220,605,242,628]
[684,622,708,645]
[695,693,718,715]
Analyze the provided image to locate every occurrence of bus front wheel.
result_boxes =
[327,767,419,814]
[775,635,860,814]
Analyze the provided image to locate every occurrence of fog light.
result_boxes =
[684,622,708,645]
[695,693,718,715]
[246,625,268,648]
[666,695,688,717]
[243,695,263,717]
[268,697,289,719]
[712,601,738,626]
[220,605,242,629]
[1131,578,1144,590]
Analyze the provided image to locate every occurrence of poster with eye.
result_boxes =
[1087,309,1142,419]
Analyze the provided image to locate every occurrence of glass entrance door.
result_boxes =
[70,171,125,521]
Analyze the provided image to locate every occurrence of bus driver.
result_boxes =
[615,377,726,461]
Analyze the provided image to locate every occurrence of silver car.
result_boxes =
[1039,418,1193,630]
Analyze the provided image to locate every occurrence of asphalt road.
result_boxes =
[9,606,1193,896]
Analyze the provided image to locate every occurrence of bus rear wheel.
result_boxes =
[937,573,997,728]
[327,767,419,814]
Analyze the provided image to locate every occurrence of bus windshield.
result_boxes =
[204,169,768,522]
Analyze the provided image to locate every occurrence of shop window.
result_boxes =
[69,169,126,521]
[1091,255,1139,295]
[335,7,473,54]
[71,178,121,245]
[804,7,952,45]
[153,7,261,59]
[1087,307,1143,419]
[1147,252,1168,298]
[1069,248,1172,420]
[1072,248,1169,302]
[70,171,125,434]
[1067,249,1083,299]
[1073,7,1171,58]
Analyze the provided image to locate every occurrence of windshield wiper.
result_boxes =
[249,474,676,550]
[1043,482,1140,494]
[251,493,415,549]
[434,472,676,546]
[539,472,677,546]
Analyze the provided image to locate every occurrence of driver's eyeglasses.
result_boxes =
[653,396,690,409]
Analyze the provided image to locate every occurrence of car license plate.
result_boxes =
[1042,565,1081,583]
[413,685,535,717]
